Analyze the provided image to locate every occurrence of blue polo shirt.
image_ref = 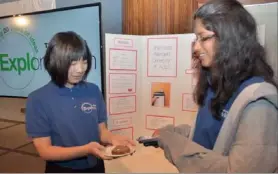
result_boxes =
[193,76,264,150]
[25,81,107,169]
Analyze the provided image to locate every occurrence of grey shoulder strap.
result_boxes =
[212,83,260,154]
[213,82,277,154]
[189,83,261,141]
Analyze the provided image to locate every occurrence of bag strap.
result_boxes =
[212,83,262,154]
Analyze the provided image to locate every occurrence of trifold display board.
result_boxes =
[105,34,198,140]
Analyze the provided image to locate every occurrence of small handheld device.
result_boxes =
[137,136,159,147]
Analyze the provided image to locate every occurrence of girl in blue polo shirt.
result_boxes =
[25,31,135,173]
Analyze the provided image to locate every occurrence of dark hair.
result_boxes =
[193,0,277,119]
[44,31,92,87]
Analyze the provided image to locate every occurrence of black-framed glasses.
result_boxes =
[194,34,215,44]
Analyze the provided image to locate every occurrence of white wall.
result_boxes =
[245,2,278,78]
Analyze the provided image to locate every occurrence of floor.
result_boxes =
[0,119,45,172]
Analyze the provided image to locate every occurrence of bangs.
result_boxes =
[64,38,89,62]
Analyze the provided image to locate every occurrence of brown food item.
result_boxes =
[111,145,130,155]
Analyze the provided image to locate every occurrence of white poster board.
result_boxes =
[105,34,198,139]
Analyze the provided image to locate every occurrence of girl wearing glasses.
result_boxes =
[153,0,278,172]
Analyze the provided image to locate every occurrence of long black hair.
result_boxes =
[193,0,277,119]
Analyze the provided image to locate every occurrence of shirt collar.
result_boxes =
[48,81,85,96]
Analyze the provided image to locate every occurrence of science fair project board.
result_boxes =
[105,33,198,140]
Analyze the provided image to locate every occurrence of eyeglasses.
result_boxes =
[193,34,215,44]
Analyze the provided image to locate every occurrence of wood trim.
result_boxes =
[122,0,195,34]
[192,0,199,14]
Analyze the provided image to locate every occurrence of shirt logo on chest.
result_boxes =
[221,109,228,119]
[81,102,97,114]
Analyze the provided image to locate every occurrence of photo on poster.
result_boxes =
[151,82,171,108]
